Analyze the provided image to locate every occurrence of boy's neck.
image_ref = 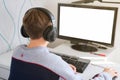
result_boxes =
[27,37,49,48]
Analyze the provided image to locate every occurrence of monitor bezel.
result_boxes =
[57,3,118,47]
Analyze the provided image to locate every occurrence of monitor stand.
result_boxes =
[71,44,98,52]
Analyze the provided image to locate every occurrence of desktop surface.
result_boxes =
[49,43,114,62]
[48,42,120,79]
[48,40,120,79]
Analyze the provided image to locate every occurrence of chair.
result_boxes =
[8,58,59,80]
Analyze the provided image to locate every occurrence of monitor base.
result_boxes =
[71,44,98,52]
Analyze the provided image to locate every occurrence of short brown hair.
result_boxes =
[23,8,51,39]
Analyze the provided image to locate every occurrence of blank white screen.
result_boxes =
[59,6,115,44]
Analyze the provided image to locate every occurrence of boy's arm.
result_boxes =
[91,72,112,80]
[91,67,118,80]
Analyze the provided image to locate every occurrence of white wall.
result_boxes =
[43,0,77,24]
[30,0,47,7]
[0,0,31,54]
[0,0,45,54]
[0,0,75,54]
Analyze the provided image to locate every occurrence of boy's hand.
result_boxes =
[69,64,77,73]
[103,67,118,77]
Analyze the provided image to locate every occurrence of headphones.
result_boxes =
[21,7,57,42]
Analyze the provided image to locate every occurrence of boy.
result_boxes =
[8,7,118,80]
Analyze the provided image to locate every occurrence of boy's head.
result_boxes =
[21,8,57,42]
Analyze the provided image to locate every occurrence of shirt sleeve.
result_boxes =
[91,72,112,80]
[53,56,83,80]
[51,54,112,80]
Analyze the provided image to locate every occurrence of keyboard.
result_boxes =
[51,52,90,73]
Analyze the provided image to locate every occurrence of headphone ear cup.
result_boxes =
[43,26,57,42]
[21,25,29,38]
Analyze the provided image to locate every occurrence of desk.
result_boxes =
[49,43,114,62]
[80,62,120,80]
[0,51,13,79]
[49,43,120,80]
[0,45,120,80]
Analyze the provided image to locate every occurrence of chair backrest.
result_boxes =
[8,58,59,80]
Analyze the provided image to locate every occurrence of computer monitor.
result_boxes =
[57,3,118,52]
